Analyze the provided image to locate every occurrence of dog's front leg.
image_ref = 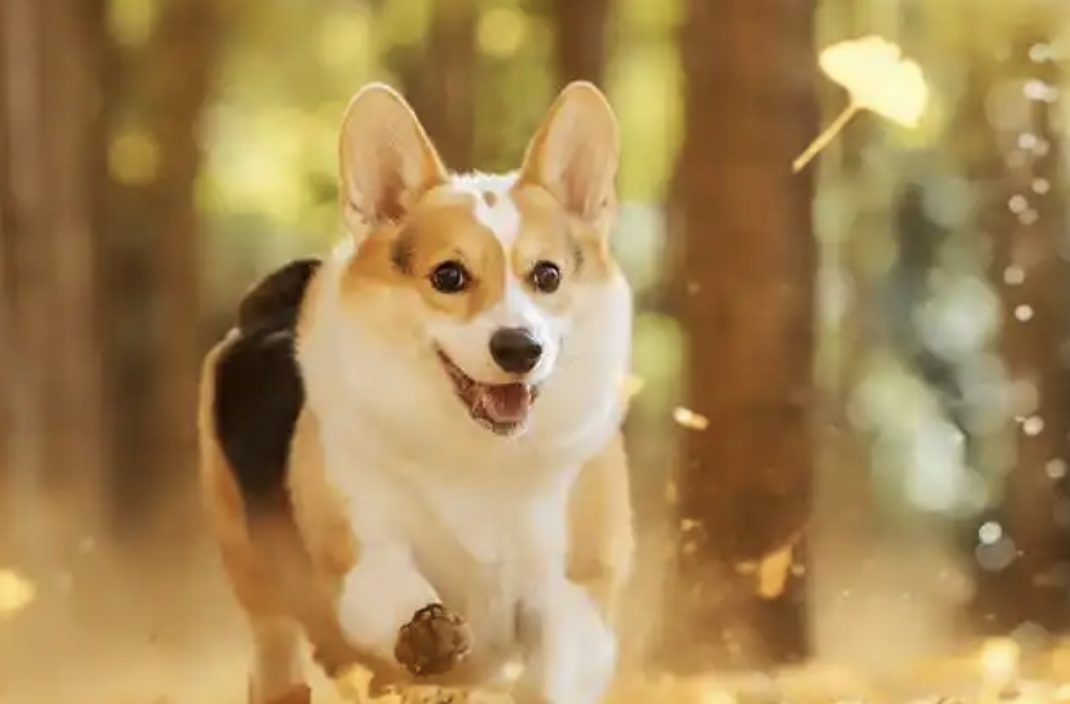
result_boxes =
[514,578,617,704]
[337,545,474,678]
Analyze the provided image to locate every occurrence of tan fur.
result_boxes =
[343,187,511,321]
[509,182,618,315]
[197,334,370,693]
[287,408,358,579]
[567,430,634,624]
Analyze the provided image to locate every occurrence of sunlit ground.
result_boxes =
[0,526,256,704]
[4,501,1070,704]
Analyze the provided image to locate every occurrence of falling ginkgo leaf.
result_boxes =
[794,35,929,172]
[672,407,709,431]
[755,542,795,600]
[0,568,36,619]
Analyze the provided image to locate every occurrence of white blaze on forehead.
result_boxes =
[450,171,539,329]
[451,171,522,247]
[426,172,566,386]
[441,172,557,379]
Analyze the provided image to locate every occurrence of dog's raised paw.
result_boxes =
[394,603,473,677]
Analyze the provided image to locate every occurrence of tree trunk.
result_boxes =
[0,0,111,559]
[549,0,612,87]
[149,0,229,537]
[666,0,818,670]
[105,0,232,540]
[389,0,477,170]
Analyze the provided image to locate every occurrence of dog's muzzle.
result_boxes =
[436,349,541,436]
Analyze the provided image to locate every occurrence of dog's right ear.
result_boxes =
[338,83,448,239]
[518,82,619,231]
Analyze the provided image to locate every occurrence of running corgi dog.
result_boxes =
[197,81,635,704]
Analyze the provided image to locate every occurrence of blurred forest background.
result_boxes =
[3,0,1070,702]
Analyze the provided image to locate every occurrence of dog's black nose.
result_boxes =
[489,327,544,374]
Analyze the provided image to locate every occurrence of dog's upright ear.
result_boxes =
[518,81,619,232]
[338,83,449,240]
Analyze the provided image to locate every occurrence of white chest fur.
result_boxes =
[320,421,576,671]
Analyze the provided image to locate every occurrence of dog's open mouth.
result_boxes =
[436,349,539,436]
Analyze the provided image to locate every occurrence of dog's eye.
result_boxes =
[529,261,562,294]
[429,261,471,294]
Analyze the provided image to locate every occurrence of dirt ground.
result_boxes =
[0,535,260,704]
[2,531,1068,704]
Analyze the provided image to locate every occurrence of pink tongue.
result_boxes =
[478,383,532,423]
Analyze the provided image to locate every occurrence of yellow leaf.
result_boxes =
[819,35,929,127]
[794,35,929,172]
[672,407,708,431]
[756,542,794,599]
[0,568,36,618]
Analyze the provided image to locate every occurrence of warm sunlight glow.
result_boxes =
[500,660,524,682]
[109,130,161,186]
[980,637,1020,689]
[0,568,36,619]
[699,689,739,704]
[477,7,527,58]
[333,664,372,702]
[794,35,929,172]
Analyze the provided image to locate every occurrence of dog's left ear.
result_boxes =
[518,82,619,229]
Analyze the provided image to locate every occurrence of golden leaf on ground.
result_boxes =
[673,407,709,430]
[0,568,36,618]
[794,35,929,172]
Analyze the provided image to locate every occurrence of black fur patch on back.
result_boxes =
[213,258,321,504]
[237,258,322,336]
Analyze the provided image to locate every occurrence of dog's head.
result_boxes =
[322,82,630,442]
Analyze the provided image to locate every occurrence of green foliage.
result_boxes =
[108,0,161,48]
[200,0,385,271]
[189,0,684,307]
[609,44,682,202]
[473,4,555,170]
